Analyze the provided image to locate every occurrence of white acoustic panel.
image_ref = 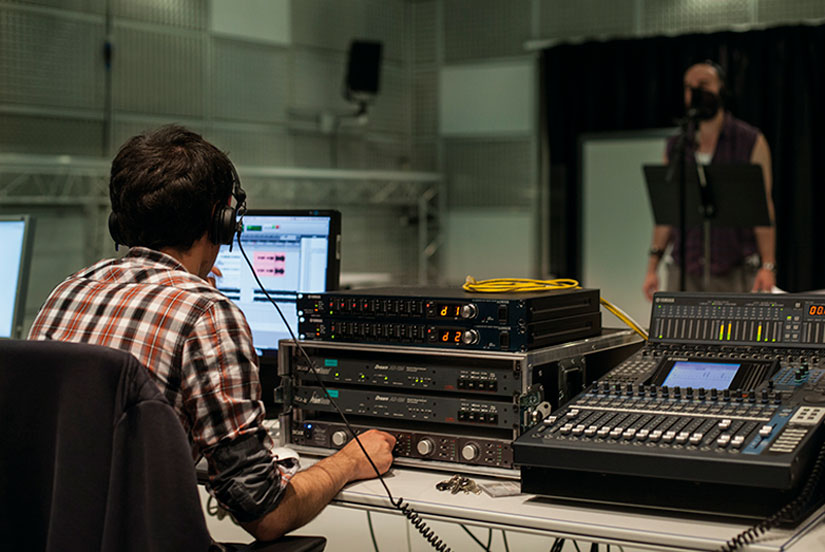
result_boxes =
[582,132,671,329]
[444,208,536,284]
[210,0,289,45]
[757,0,825,24]
[440,61,534,135]
[642,0,751,36]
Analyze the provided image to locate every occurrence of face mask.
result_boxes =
[689,87,721,120]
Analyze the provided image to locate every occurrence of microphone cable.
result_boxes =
[235,235,453,552]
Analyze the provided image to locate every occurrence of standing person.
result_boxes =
[642,61,776,300]
[29,125,396,541]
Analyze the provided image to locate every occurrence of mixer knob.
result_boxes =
[460,304,478,319]
[461,329,480,345]
[686,387,694,399]
[673,387,681,398]
[723,389,731,402]
[625,383,634,395]
[461,443,480,461]
[416,438,435,456]
[661,385,669,397]
[331,430,348,447]
[637,383,645,395]
[761,389,769,403]
[710,388,718,401]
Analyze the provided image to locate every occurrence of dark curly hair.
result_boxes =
[108,125,235,250]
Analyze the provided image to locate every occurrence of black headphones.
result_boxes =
[209,164,247,250]
[108,164,247,250]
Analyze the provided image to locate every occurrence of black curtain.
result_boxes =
[544,24,825,292]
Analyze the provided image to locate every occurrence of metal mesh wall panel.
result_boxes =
[291,0,366,53]
[365,0,409,63]
[443,0,532,62]
[412,140,437,171]
[6,0,105,14]
[757,0,825,24]
[111,0,206,29]
[412,0,437,65]
[212,38,289,123]
[412,69,437,136]
[292,133,333,167]
[0,113,103,155]
[363,137,411,170]
[0,8,105,109]
[539,0,637,40]
[364,61,411,135]
[112,23,205,116]
[291,50,351,112]
[205,125,292,166]
[339,206,420,282]
[445,138,534,208]
[642,0,751,36]
[111,119,206,151]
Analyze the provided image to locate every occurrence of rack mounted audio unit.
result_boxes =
[297,287,601,352]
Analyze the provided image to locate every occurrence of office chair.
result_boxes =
[0,340,325,552]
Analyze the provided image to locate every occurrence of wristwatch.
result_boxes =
[649,247,665,259]
[761,262,777,273]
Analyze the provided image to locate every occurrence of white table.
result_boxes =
[325,462,825,552]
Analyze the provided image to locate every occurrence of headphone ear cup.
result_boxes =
[211,205,236,245]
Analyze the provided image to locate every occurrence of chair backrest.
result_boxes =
[0,340,212,552]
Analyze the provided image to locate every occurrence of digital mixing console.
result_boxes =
[514,293,825,523]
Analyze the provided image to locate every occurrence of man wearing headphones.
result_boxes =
[642,61,776,299]
[28,125,396,541]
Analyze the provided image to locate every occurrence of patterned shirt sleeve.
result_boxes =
[179,297,298,522]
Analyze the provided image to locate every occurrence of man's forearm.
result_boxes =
[754,226,776,265]
[241,453,356,541]
[647,225,673,273]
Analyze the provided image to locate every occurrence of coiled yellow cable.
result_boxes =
[462,276,649,340]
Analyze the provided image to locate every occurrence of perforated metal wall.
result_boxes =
[0,113,103,155]
[112,23,205,116]
[340,206,420,282]
[205,125,292,166]
[443,0,532,62]
[758,0,825,24]
[444,138,534,209]
[291,0,366,53]
[6,0,105,14]
[412,0,437,65]
[413,69,437,136]
[641,0,752,36]
[364,0,409,63]
[412,140,437,171]
[539,0,637,40]
[212,38,289,124]
[111,0,207,29]
[364,61,412,135]
[0,8,105,109]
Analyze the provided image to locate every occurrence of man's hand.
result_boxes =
[643,271,659,302]
[338,429,396,482]
[207,265,222,288]
[752,268,776,292]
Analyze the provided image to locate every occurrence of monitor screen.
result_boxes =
[662,360,740,390]
[213,210,340,356]
[0,215,35,339]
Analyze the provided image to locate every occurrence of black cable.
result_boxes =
[502,530,510,552]
[486,528,493,550]
[717,439,825,552]
[460,525,491,551]
[590,543,599,552]
[573,541,582,552]
[366,511,380,552]
[237,236,453,552]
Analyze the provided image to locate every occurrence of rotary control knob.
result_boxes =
[331,430,348,447]
[460,303,478,319]
[416,438,435,456]
[461,443,480,461]
[461,329,480,345]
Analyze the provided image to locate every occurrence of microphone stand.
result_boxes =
[666,116,693,292]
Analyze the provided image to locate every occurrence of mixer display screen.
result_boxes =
[662,361,740,390]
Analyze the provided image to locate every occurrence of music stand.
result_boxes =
[643,163,771,290]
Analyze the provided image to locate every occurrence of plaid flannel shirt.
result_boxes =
[28,246,297,521]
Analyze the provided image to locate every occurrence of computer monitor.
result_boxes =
[0,214,35,339]
[213,210,341,357]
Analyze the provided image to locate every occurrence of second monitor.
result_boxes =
[213,210,341,357]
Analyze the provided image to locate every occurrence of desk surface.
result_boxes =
[323,460,825,552]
